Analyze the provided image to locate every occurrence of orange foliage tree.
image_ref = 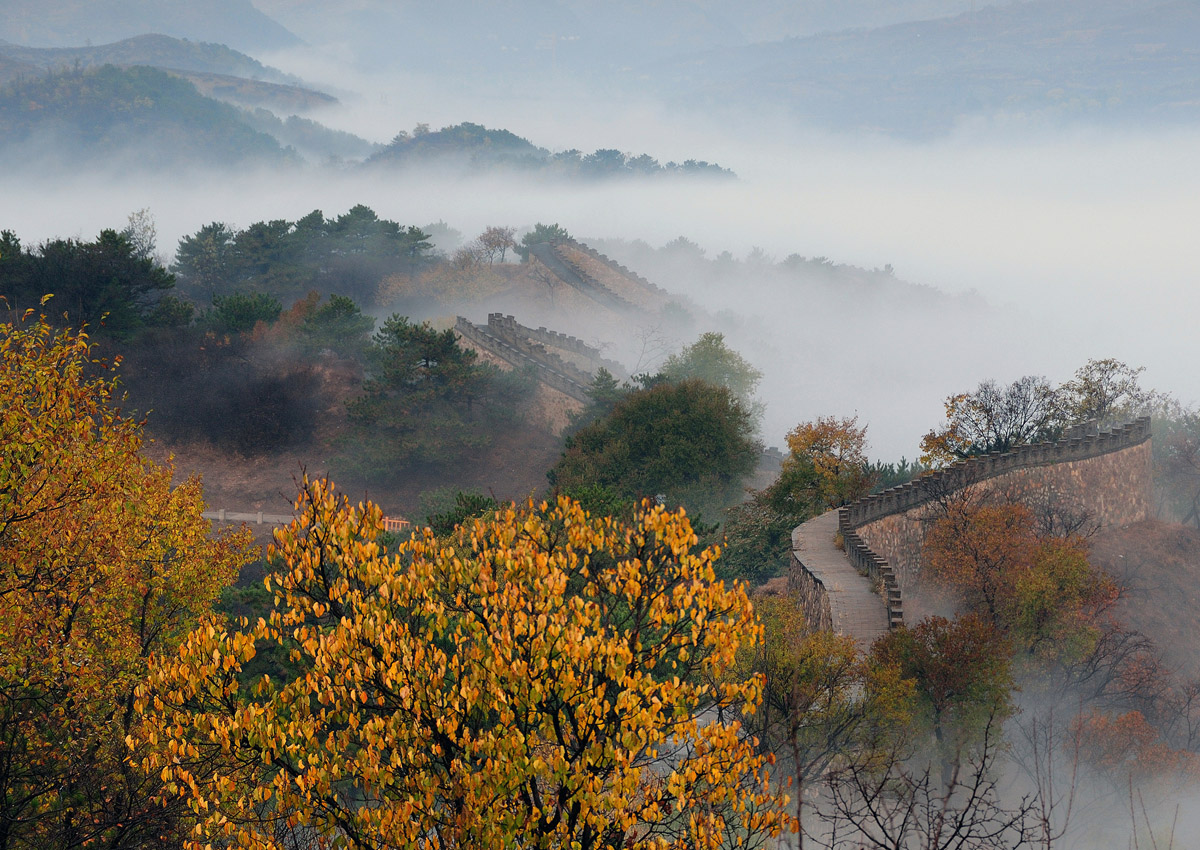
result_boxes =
[0,305,253,848]
[1072,709,1200,787]
[135,481,794,849]
[783,415,873,508]
[871,615,1013,752]
[923,500,1115,661]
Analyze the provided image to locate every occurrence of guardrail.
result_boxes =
[204,510,411,532]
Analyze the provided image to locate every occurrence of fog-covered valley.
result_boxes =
[4,3,1200,847]
[8,118,1199,460]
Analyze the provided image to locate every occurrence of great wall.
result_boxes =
[790,417,1154,647]
[451,239,1159,650]
[454,312,626,406]
[202,238,1156,649]
[452,238,672,430]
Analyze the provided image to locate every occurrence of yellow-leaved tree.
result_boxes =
[783,416,873,508]
[136,479,794,849]
[0,304,253,848]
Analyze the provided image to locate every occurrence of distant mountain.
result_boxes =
[647,0,1200,136]
[0,35,340,114]
[252,0,978,74]
[366,122,735,178]
[0,34,304,85]
[0,0,299,53]
[0,65,293,169]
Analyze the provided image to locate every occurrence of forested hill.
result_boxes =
[368,122,735,179]
[0,53,38,86]
[0,65,292,168]
[0,67,732,176]
[0,0,299,53]
[0,34,305,88]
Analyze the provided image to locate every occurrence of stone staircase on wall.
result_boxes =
[527,243,637,313]
[526,239,675,315]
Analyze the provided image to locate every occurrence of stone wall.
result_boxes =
[838,418,1153,612]
[556,241,670,313]
[790,527,834,632]
[454,317,593,404]
[485,313,626,378]
[564,239,669,300]
[527,244,636,313]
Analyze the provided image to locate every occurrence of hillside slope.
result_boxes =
[0,65,291,169]
[1091,519,1200,677]
[0,34,302,84]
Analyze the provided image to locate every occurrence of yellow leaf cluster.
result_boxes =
[137,478,795,849]
[784,415,873,508]
[0,308,254,846]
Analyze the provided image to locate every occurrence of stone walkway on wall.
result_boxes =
[794,510,890,648]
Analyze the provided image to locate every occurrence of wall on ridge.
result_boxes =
[455,315,593,401]
[837,418,1152,621]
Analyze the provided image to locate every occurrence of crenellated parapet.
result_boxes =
[483,314,626,379]
[455,313,636,408]
[841,418,1152,529]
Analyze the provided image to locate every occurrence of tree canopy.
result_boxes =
[171,206,435,305]
[783,415,874,509]
[549,378,761,518]
[344,315,528,477]
[136,482,793,849]
[920,375,1062,466]
[0,306,252,847]
[918,359,1159,467]
[0,228,175,338]
[660,331,763,414]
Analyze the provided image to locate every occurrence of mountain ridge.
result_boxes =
[0,0,300,53]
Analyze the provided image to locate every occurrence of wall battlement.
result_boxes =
[841,417,1151,530]
[486,313,625,377]
[561,238,670,299]
[483,313,626,380]
[454,316,592,404]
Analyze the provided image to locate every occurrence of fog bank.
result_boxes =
[7,121,1198,460]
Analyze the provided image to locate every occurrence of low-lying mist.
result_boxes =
[8,117,1199,460]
